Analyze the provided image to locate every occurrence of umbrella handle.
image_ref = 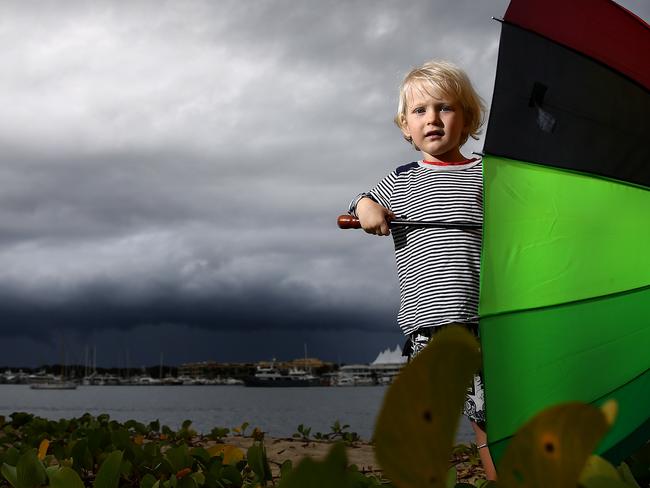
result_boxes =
[336,214,481,230]
[337,215,361,229]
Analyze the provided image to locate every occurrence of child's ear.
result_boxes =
[398,117,411,139]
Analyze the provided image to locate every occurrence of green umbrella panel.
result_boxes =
[480,0,650,463]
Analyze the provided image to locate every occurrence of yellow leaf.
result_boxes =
[600,399,618,427]
[579,455,621,485]
[206,444,222,457]
[207,444,245,465]
[497,403,611,488]
[374,326,481,488]
[38,439,50,460]
[133,435,145,445]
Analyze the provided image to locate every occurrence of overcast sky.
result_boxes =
[1,0,648,368]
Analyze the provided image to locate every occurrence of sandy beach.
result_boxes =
[212,435,486,485]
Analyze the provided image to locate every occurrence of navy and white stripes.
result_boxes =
[349,159,483,335]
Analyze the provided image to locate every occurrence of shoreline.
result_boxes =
[209,435,486,484]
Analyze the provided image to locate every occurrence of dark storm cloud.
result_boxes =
[0,1,647,364]
[0,277,392,336]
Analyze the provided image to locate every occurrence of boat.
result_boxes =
[223,377,244,385]
[335,375,355,387]
[162,375,184,385]
[132,375,162,386]
[336,364,376,386]
[30,380,77,390]
[28,369,78,390]
[243,365,320,387]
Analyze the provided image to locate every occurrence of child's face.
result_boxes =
[400,83,467,162]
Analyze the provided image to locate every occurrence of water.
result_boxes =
[0,385,474,443]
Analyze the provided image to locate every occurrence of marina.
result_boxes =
[1,345,407,388]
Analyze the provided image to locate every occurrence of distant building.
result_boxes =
[370,345,407,365]
[369,345,407,385]
[179,357,335,380]
[178,361,255,379]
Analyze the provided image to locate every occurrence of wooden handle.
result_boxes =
[337,215,361,229]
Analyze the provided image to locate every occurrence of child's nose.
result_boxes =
[427,109,442,125]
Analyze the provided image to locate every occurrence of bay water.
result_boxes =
[0,385,473,443]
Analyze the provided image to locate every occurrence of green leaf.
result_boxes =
[616,462,641,488]
[149,420,161,433]
[189,447,211,467]
[474,480,497,488]
[280,459,293,479]
[190,472,205,485]
[110,428,131,450]
[374,326,482,488]
[1,463,18,488]
[177,476,198,488]
[580,476,632,488]
[497,403,611,488]
[121,458,134,478]
[208,427,229,441]
[206,457,224,480]
[247,443,272,482]
[47,466,85,488]
[17,449,47,488]
[140,473,157,488]
[4,447,20,466]
[93,450,123,488]
[278,442,354,488]
[125,420,148,435]
[143,441,161,462]
[10,412,34,428]
[219,465,242,486]
[71,438,94,471]
[165,445,192,473]
[88,428,111,456]
[445,466,457,488]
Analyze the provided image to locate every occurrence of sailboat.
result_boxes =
[30,338,77,390]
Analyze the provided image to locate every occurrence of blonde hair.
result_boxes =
[395,60,486,147]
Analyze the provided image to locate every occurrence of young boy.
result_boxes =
[348,60,497,480]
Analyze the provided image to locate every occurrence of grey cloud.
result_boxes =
[0,1,646,365]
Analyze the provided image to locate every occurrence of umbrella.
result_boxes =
[481,0,650,463]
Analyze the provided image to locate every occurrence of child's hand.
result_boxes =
[356,197,395,236]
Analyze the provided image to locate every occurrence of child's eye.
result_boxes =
[412,107,425,114]
[441,105,453,112]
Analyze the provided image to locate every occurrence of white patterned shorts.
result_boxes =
[407,324,486,425]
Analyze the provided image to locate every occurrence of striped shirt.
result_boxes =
[349,159,483,335]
